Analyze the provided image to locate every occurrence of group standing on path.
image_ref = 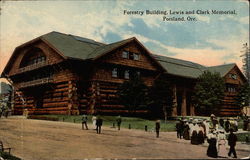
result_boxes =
[175,114,240,159]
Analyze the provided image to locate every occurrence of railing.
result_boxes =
[16,61,49,74]
[18,77,53,89]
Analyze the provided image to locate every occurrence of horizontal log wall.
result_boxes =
[92,81,149,116]
[13,80,70,115]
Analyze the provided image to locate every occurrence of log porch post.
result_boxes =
[172,84,177,116]
[181,88,187,116]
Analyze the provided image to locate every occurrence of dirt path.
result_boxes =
[0,116,249,160]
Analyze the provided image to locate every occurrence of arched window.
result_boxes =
[20,47,46,68]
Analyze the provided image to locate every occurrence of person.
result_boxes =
[92,115,97,129]
[176,119,183,139]
[116,115,122,130]
[228,129,237,158]
[198,122,205,144]
[234,119,238,132]
[155,120,160,138]
[96,116,103,134]
[217,130,227,158]
[191,121,199,145]
[188,121,194,138]
[219,118,224,128]
[207,131,218,158]
[0,107,2,118]
[183,120,190,140]
[82,114,88,130]
[203,120,210,138]
[225,119,230,133]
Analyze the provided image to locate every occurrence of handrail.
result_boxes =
[17,61,49,74]
[18,77,53,89]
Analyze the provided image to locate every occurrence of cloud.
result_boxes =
[239,16,249,24]
[195,15,210,23]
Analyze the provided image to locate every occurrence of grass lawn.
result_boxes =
[234,132,250,142]
[42,115,177,132]
[29,115,246,133]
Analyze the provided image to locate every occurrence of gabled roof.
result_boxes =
[207,63,236,77]
[87,37,134,59]
[41,31,105,60]
[153,54,206,79]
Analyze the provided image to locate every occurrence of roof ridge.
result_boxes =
[86,37,135,59]
[208,63,236,68]
[153,54,205,70]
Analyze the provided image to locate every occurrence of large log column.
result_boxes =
[171,84,177,116]
[190,103,195,116]
[68,80,79,115]
[88,81,98,115]
[181,89,187,116]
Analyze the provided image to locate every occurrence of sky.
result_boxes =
[0,0,249,82]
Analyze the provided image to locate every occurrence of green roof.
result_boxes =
[153,55,206,78]
[41,31,105,60]
[40,31,236,79]
[207,63,236,76]
[87,37,135,59]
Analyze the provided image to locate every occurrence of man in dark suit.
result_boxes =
[228,129,237,158]
[96,116,103,134]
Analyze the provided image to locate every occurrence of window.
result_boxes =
[227,84,237,93]
[122,51,129,59]
[124,70,130,79]
[134,53,140,60]
[122,50,140,61]
[129,52,134,60]
[112,68,118,77]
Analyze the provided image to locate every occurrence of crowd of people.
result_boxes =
[175,114,240,158]
[80,113,248,158]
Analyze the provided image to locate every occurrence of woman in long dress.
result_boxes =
[207,132,218,158]
[218,131,228,158]
[92,115,97,129]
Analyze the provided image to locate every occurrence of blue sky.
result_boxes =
[0,0,249,74]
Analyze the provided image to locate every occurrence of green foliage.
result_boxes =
[226,132,250,142]
[117,75,149,114]
[149,77,173,118]
[235,83,250,109]
[193,71,225,115]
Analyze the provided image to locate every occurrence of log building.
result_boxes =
[1,31,247,116]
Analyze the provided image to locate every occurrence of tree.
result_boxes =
[193,71,225,116]
[240,43,250,85]
[117,75,149,114]
[236,83,250,109]
[149,77,173,120]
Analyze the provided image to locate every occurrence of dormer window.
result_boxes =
[134,53,140,60]
[122,50,140,60]
[229,73,237,80]
[122,51,129,59]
